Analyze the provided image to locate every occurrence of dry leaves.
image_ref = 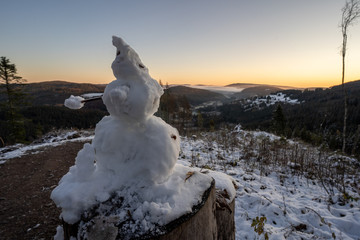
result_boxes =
[185,171,195,182]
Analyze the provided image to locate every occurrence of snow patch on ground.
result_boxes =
[0,130,94,162]
[244,92,300,110]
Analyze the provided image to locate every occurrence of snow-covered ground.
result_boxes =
[256,92,300,105]
[193,100,223,113]
[243,92,300,110]
[180,127,360,240]
[0,130,94,164]
[1,128,359,239]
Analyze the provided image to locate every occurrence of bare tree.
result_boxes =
[340,0,360,153]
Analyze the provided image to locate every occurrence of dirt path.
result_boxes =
[0,141,88,240]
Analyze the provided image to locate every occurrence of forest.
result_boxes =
[1,79,360,159]
[218,80,360,156]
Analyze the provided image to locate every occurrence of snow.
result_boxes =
[92,116,180,184]
[179,126,360,240]
[103,36,163,121]
[194,100,223,110]
[77,164,213,238]
[207,171,236,202]
[177,160,236,203]
[27,223,40,232]
[0,130,93,163]
[242,92,300,111]
[64,95,85,109]
[52,161,213,225]
[252,92,300,106]
[81,93,103,98]
[54,226,64,240]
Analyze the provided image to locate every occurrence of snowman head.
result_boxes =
[111,36,149,79]
[103,36,164,121]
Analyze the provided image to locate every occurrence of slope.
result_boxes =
[167,85,228,106]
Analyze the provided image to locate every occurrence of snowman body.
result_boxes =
[93,115,179,184]
[93,36,179,184]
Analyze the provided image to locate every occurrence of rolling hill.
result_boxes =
[21,81,106,106]
[167,85,228,106]
[1,81,299,108]
[218,80,360,154]
[231,85,282,99]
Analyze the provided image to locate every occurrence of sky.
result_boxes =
[1,0,360,88]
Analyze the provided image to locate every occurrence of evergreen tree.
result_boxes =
[179,95,191,124]
[197,111,204,130]
[158,84,177,124]
[0,56,27,144]
[272,104,286,136]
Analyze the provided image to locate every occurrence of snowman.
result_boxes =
[51,36,180,224]
[93,36,180,183]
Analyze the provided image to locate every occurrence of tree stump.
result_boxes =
[62,179,235,240]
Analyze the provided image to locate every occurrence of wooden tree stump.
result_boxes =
[63,179,235,240]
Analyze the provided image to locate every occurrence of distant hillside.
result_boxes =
[1,81,299,108]
[167,86,227,106]
[219,80,360,154]
[231,85,282,99]
[1,81,229,107]
[226,83,295,90]
[21,81,106,106]
[226,83,260,88]
[190,83,297,100]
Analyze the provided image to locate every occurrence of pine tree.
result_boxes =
[197,111,204,130]
[272,104,286,136]
[159,83,177,124]
[0,56,27,144]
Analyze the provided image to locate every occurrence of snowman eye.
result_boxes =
[116,50,121,56]
[139,63,145,69]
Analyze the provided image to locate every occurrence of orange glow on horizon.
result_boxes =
[20,55,360,89]
[23,71,359,89]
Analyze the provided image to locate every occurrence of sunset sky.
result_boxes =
[1,0,359,88]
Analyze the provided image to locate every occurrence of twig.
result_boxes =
[305,206,335,237]
[261,195,273,204]
[282,194,287,215]
[81,96,103,103]
[305,207,325,224]
[0,137,4,147]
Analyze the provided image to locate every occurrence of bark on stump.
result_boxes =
[63,180,235,240]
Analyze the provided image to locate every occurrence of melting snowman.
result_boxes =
[94,36,180,183]
[51,36,180,224]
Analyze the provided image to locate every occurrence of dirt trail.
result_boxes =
[0,141,88,240]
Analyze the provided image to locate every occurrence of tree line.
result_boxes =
[0,56,108,146]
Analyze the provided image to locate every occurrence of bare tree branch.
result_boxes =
[340,0,360,154]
